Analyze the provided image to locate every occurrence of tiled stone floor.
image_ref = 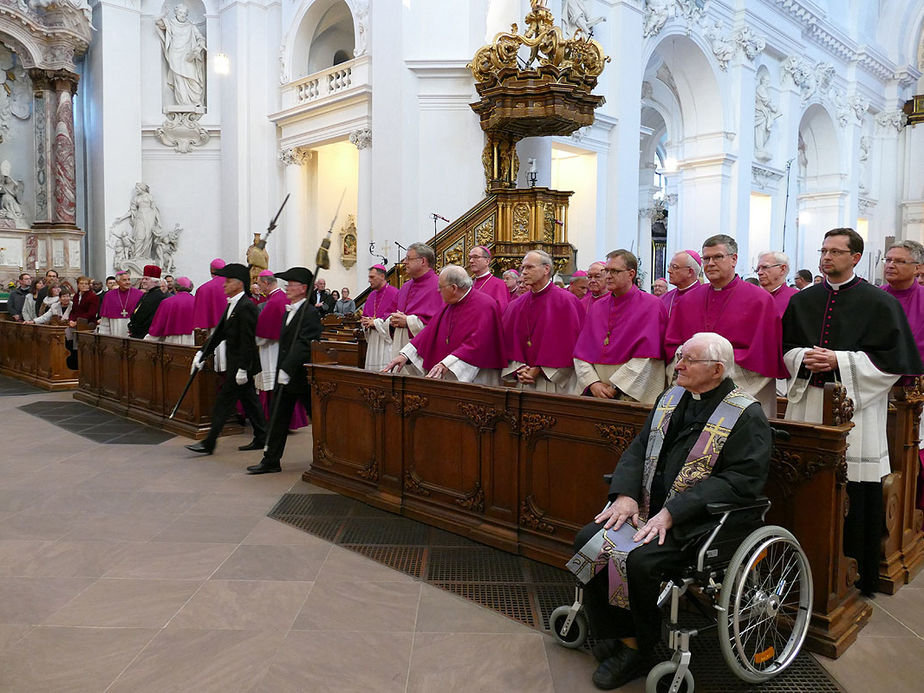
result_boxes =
[0,388,922,692]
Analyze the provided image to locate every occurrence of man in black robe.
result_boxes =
[573,332,770,690]
[247,267,322,474]
[128,264,168,339]
[185,263,267,455]
[782,227,923,595]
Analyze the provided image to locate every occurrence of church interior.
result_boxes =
[2,0,924,691]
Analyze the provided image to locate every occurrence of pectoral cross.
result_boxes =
[121,310,128,317]
[526,339,532,347]
[604,333,610,346]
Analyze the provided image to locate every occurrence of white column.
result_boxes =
[280,148,310,269]
[727,62,758,276]
[83,1,143,277]
[602,1,645,250]
[351,128,374,287]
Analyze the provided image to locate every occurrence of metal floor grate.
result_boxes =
[18,401,174,445]
[268,493,843,692]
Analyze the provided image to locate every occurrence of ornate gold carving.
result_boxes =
[467,1,609,88]
[520,412,557,438]
[442,238,465,269]
[901,376,924,402]
[542,202,556,243]
[475,215,496,247]
[455,482,485,513]
[312,381,338,400]
[359,386,387,413]
[458,402,504,433]
[595,424,636,455]
[831,384,855,426]
[520,496,555,534]
[404,470,432,497]
[482,132,522,191]
[403,394,430,415]
[512,203,531,242]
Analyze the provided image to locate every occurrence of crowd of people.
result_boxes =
[5,229,923,689]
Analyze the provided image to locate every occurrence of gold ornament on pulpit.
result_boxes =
[340,214,358,269]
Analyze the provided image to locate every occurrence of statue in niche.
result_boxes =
[0,160,27,228]
[156,3,207,109]
[858,136,870,194]
[797,132,807,179]
[562,0,606,37]
[754,73,781,162]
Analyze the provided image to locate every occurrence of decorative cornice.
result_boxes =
[752,164,784,190]
[279,147,312,166]
[875,109,907,133]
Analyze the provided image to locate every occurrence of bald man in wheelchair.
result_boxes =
[570,331,771,690]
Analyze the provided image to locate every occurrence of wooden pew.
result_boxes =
[303,364,868,658]
[74,333,242,439]
[311,314,367,368]
[0,318,78,390]
[880,380,924,593]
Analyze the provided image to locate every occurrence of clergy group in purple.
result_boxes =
[369,231,924,606]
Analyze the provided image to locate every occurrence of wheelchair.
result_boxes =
[550,495,813,693]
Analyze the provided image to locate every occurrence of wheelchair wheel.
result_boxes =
[717,525,813,684]
[549,605,587,649]
[645,660,694,693]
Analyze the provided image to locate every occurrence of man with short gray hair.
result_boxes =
[388,242,442,365]
[502,250,584,394]
[882,240,924,361]
[665,234,786,417]
[756,250,798,317]
[382,265,505,384]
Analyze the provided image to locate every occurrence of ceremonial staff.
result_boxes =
[263,190,345,449]
[168,194,290,420]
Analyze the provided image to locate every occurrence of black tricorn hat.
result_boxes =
[275,267,314,286]
[214,263,251,291]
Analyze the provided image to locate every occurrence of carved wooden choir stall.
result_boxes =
[74,333,241,439]
[0,318,79,390]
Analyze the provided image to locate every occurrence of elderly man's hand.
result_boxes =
[516,366,542,384]
[389,311,409,329]
[633,508,673,546]
[594,495,639,531]
[426,362,448,379]
[803,347,837,373]
[589,382,616,399]
[381,354,408,373]
[360,316,375,329]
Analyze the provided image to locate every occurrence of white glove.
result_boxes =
[235,368,248,385]
[190,350,204,374]
[277,370,291,385]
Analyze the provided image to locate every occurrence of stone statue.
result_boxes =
[246,232,269,285]
[0,160,27,227]
[858,136,870,194]
[797,132,808,179]
[562,0,606,37]
[114,183,163,261]
[754,73,781,162]
[704,21,736,71]
[643,0,672,38]
[156,3,207,108]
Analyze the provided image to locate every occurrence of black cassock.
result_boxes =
[782,276,923,595]
[128,288,167,339]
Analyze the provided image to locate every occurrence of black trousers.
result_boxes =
[263,386,311,465]
[205,373,267,447]
[845,481,884,596]
[574,521,691,651]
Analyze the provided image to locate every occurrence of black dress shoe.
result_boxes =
[591,638,626,663]
[238,439,265,451]
[185,442,214,455]
[592,647,646,690]
[246,461,282,474]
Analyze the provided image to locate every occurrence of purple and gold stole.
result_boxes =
[566,385,757,608]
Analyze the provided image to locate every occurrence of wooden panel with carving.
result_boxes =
[516,391,650,564]
[75,332,99,401]
[0,321,78,390]
[125,340,163,423]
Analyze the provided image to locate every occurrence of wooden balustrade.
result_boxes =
[0,318,78,390]
[74,333,242,439]
[303,364,868,658]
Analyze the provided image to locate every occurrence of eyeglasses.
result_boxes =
[405,256,423,263]
[817,248,853,256]
[884,258,917,266]
[667,263,690,271]
[754,263,783,272]
[702,254,729,263]
[676,352,719,365]
[603,268,631,275]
